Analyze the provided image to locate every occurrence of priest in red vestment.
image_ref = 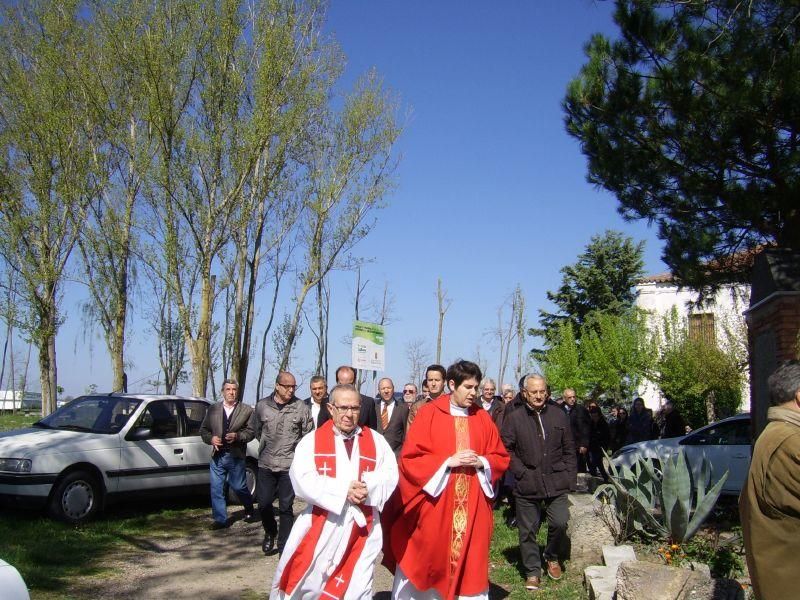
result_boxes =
[383,360,510,599]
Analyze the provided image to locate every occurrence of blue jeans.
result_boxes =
[209,452,254,524]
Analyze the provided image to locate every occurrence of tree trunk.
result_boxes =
[188,272,215,398]
[38,331,58,417]
[705,390,716,425]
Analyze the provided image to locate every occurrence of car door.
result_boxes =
[679,418,751,494]
[178,400,213,487]
[116,400,187,492]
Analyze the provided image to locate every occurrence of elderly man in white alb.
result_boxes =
[270,384,399,599]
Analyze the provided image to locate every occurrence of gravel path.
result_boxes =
[65,507,394,600]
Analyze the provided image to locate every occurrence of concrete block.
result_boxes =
[589,574,617,600]
[602,544,637,570]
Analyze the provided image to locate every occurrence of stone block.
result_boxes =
[602,544,636,571]
[584,565,616,583]
[616,560,745,600]
[566,494,615,569]
[589,574,617,600]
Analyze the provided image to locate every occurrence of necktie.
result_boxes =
[381,402,389,430]
[343,436,354,458]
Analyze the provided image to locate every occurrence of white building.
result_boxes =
[634,273,751,412]
[0,390,42,412]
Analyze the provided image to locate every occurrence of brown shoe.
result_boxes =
[546,559,562,580]
[525,575,541,590]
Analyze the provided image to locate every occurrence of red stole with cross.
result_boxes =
[278,420,377,598]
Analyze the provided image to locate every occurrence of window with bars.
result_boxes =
[688,313,716,345]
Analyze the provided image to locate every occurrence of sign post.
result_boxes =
[351,320,385,372]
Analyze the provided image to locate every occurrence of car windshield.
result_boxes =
[35,396,142,434]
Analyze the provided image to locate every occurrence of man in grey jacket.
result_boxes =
[254,371,313,555]
[199,378,256,529]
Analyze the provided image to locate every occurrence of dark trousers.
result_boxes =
[576,450,588,473]
[515,493,570,578]
[587,447,609,481]
[256,468,294,552]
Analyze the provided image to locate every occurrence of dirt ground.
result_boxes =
[64,507,395,600]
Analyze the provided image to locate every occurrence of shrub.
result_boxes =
[595,450,727,544]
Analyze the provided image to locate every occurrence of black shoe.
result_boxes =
[506,517,517,527]
[210,520,229,531]
[243,510,257,523]
[262,534,275,555]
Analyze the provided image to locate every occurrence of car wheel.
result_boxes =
[226,460,258,505]
[48,470,102,524]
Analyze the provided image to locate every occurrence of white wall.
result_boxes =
[634,281,751,413]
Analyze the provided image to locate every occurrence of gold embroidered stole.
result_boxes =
[449,415,470,575]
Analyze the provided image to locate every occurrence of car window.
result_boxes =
[182,401,209,436]
[37,396,142,434]
[683,419,750,446]
[135,401,180,439]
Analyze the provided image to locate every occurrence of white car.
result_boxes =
[611,413,751,495]
[0,394,259,523]
[0,559,29,600]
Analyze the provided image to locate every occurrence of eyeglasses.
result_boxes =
[403,390,416,394]
[277,382,297,389]
[332,405,360,414]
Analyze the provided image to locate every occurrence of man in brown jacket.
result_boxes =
[199,378,256,529]
[740,360,800,600]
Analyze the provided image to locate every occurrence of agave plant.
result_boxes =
[595,449,728,543]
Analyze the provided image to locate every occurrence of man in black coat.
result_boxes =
[660,398,687,438]
[562,388,591,473]
[501,374,576,591]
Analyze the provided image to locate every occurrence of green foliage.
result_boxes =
[655,308,746,427]
[565,0,800,289]
[535,230,645,344]
[540,321,584,397]
[597,450,728,544]
[681,530,746,579]
[580,310,657,403]
[540,309,656,402]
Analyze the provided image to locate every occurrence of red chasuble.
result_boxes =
[382,395,510,599]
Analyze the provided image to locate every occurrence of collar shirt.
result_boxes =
[380,399,395,420]
[310,401,322,428]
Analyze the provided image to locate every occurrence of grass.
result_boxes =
[0,497,210,599]
[0,411,39,432]
[489,506,586,599]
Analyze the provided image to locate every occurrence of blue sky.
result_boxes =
[25,0,668,400]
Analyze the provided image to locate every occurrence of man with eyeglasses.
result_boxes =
[401,383,418,405]
[254,371,313,556]
[270,384,398,599]
[332,365,378,429]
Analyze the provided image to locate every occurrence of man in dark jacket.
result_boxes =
[199,378,256,529]
[501,374,577,591]
[562,388,590,473]
[660,399,687,438]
